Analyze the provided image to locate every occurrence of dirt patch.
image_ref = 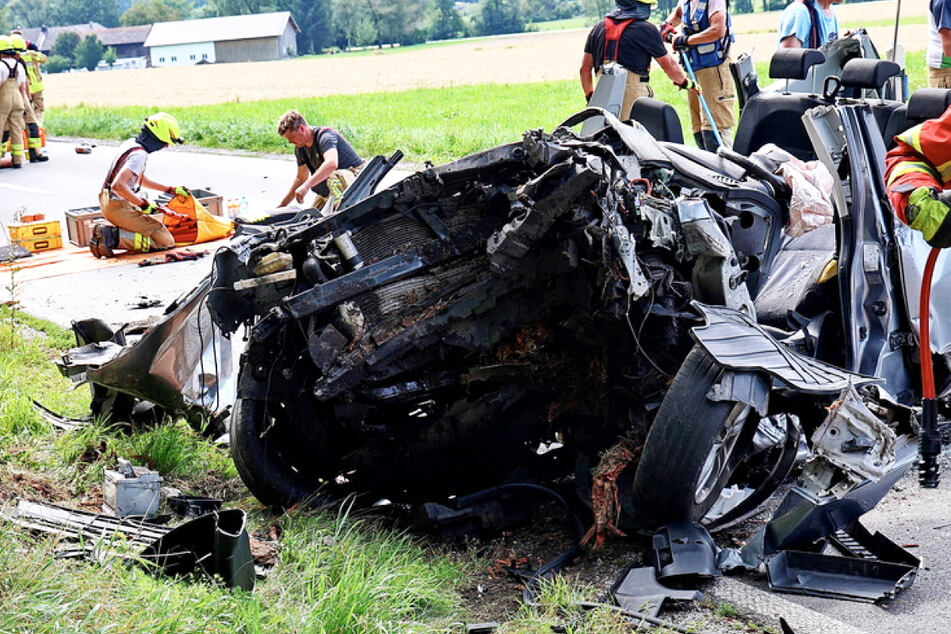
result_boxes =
[0,465,73,505]
[44,0,924,108]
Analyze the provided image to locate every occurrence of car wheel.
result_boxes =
[630,344,761,526]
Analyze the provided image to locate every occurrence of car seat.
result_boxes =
[882,88,951,149]
[733,49,827,160]
[629,97,684,143]
[834,58,903,136]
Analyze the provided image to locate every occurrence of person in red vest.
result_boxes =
[884,105,951,248]
[579,0,696,122]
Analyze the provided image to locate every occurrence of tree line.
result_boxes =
[0,0,894,65]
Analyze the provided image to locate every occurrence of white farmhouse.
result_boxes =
[145,12,300,67]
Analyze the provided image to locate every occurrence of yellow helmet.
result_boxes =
[0,35,13,54]
[10,34,26,51]
[144,112,184,145]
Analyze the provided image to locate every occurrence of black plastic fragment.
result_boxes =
[611,566,703,618]
[650,521,722,583]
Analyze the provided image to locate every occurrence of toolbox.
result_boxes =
[7,218,63,252]
[65,207,104,247]
[16,236,63,253]
[157,188,223,216]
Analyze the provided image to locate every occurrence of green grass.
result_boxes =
[0,309,660,632]
[841,15,927,30]
[529,16,593,31]
[47,49,929,168]
[47,82,582,166]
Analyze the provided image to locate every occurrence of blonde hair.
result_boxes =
[278,110,307,135]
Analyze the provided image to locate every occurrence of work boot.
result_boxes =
[701,130,722,153]
[89,224,118,258]
[693,131,706,151]
[28,148,48,163]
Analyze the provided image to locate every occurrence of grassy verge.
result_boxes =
[0,307,720,632]
[0,308,461,633]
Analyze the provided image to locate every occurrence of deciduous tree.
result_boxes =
[429,0,466,41]
[275,0,332,54]
[74,33,104,69]
[53,0,120,27]
[52,30,80,58]
[477,0,524,36]
[120,0,192,26]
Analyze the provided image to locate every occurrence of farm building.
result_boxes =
[144,12,300,67]
[18,23,150,59]
[19,23,105,54]
[98,25,152,59]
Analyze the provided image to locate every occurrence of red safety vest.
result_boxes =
[603,17,635,63]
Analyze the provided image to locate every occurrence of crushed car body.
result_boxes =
[54,50,951,606]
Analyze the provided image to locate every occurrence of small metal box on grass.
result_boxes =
[65,207,104,247]
[156,188,224,216]
[103,462,163,518]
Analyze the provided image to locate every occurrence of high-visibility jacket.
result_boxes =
[884,103,951,224]
[19,50,45,94]
[680,0,733,71]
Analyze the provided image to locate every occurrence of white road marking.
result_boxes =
[0,182,55,195]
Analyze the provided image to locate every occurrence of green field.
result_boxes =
[529,17,592,31]
[46,51,928,166]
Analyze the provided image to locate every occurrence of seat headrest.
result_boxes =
[839,59,901,90]
[769,48,826,80]
[907,88,951,120]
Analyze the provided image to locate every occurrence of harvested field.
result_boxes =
[46,0,926,108]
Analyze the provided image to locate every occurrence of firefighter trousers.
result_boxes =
[99,189,175,253]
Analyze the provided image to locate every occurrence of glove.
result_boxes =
[585,90,593,103]
[660,22,676,43]
[907,186,951,248]
[167,185,191,198]
[138,199,158,214]
[675,78,700,94]
[672,35,691,51]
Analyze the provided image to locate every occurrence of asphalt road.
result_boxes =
[5,142,951,633]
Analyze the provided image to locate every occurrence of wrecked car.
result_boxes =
[57,53,951,539]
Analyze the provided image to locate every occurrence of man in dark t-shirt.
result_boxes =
[580,0,695,121]
[277,109,365,210]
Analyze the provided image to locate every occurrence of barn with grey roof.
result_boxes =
[143,11,300,67]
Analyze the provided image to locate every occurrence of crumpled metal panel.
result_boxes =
[809,384,897,482]
[691,302,880,394]
[85,277,235,420]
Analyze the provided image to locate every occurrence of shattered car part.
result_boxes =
[650,521,722,583]
[32,399,91,431]
[765,548,917,603]
[610,566,703,619]
[2,500,254,590]
[208,108,808,508]
[56,278,236,434]
[140,509,254,591]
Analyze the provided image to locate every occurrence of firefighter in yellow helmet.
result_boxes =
[90,113,191,258]
[8,34,46,162]
[0,35,26,168]
[11,31,45,128]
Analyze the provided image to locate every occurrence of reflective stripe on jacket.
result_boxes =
[884,104,951,223]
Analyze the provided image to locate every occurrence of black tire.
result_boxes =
[230,395,337,509]
[630,344,760,526]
